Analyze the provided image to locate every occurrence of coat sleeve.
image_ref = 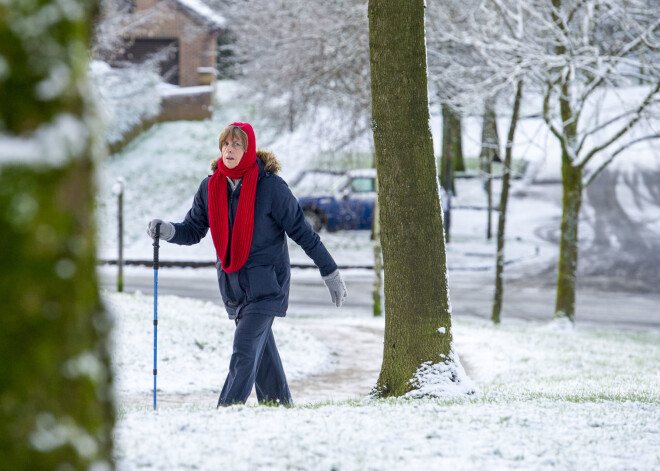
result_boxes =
[169,177,210,245]
[271,177,338,276]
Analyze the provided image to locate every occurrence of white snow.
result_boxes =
[157,84,213,97]
[174,0,226,29]
[107,290,660,470]
[88,60,162,147]
[404,348,477,399]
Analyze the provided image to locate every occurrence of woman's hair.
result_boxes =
[218,125,248,151]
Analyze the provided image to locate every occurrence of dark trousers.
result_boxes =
[217,313,293,407]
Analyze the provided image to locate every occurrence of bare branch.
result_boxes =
[578,80,660,169]
[584,133,660,187]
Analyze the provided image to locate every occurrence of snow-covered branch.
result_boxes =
[578,80,660,169]
[584,133,660,187]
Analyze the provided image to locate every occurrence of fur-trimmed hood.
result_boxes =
[211,149,281,175]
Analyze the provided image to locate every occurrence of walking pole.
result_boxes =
[153,223,161,410]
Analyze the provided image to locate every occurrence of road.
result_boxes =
[99,266,660,331]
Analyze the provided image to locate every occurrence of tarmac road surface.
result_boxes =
[98,267,660,331]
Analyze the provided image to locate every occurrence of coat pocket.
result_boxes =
[216,262,232,303]
[246,265,281,301]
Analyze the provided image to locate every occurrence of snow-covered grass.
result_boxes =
[104,290,332,401]
[107,290,660,470]
[89,61,163,147]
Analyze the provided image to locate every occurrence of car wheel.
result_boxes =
[303,209,323,232]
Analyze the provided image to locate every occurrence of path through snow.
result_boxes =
[287,319,384,405]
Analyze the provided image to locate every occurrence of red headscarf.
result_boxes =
[208,122,259,273]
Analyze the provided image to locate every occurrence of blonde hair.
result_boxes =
[218,125,248,152]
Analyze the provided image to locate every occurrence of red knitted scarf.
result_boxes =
[208,122,258,273]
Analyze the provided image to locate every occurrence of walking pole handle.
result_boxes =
[153,223,161,268]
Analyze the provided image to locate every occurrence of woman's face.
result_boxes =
[221,134,245,169]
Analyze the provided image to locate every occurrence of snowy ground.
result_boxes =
[105,290,660,470]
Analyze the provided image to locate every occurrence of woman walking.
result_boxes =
[147,122,347,407]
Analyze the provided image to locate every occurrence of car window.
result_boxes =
[350,177,375,193]
[293,172,345,196]
[329,175,350,193]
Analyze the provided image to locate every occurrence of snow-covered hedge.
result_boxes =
[89,60,163,147]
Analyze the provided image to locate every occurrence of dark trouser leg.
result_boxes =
[217,314,274,407]
[255,327,293,406]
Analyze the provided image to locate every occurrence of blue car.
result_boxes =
[295,169,377,232]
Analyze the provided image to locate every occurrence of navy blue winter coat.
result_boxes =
[169,150,338,318]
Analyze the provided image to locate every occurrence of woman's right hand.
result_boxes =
[146,219,175,241]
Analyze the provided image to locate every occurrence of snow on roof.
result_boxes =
[171,0,226,31]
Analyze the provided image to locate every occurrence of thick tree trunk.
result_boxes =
[555,160,583,321]
[479,99,499,240]
[369,0,452,397]
[0,1,115,468]
[491,81,523,324]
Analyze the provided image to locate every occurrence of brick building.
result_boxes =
[122,0,226,87]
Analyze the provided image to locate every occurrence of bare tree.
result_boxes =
[93,0,169,61]
[426,0,524,243]
[214,0,371,142]
[492,80,524,323]
[536,0,660,321]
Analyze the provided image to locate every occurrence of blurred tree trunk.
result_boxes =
[0,1,115,468]
[491,80,523,324]
[452,111,465,173]
[479,99,499,240]
[369,0,453,397]
[440,104,464,194]
[372,173,383,317]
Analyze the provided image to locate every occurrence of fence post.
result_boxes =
[113,177,125,292]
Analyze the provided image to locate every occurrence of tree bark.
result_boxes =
[368,0,452,397]
[372,173,383,317]
[0,1,115,468]
[479,99,499,240]
[452,110,465,173]
[555,158,583,321]
[491,81,523,324]
[440,103,464,194]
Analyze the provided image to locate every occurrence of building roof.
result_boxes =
[169,0,226,32]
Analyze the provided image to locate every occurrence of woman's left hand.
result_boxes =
[322,270,348,308]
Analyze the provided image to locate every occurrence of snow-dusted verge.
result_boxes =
[89,61,162,148]
[103,291,332,401]
[113,313,660,470]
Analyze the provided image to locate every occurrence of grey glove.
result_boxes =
[322,269,347,308]
[146,219,175,241]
